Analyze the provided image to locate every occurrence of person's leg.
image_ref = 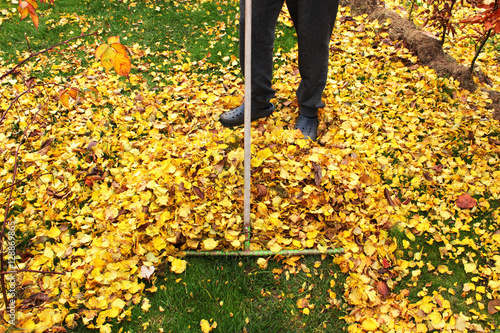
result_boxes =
[240,0,285,110]
[286,0,339,118]
[220,0,284,127]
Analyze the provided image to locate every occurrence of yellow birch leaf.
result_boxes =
[269,243,282,253]
[257,258,268,269]
[362,318,379,330]
[47,227,61,239]
[141,298,151,312]
[170,258,187,274]
[429,311,442,324]
[464,262,476,273]
[203,238,218,251]
[111,298,126,309]
[200,319,212,333]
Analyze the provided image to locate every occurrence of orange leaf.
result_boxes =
[110,43,129,57]
[68,88,79,100]
[113,52,131,77]
[26,0,38,9]
[59,90,70,108]
[30,12,39,29]
[18,2,29,20]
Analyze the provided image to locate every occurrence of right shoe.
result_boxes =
[219,103,275,127]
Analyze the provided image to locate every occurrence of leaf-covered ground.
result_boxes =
[1,1,500,332]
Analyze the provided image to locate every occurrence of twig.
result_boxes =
[469,28,492,73]
[24,33,31,53]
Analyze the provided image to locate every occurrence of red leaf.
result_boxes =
[456,193,477,209]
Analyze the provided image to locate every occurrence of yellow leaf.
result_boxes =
[108,36,120,44]
[95,44,109,59]
[47,227,61,239]
[203,238,218,251]
[296,298,309,309]
[100,46,117,74]
[111,298,126,309]
[200,319,212,333]
[141,298,151,312]
[269,243,282,253]
[464,262,476,273]
[429,311,442,324]
[257,258,268,269]
[361,318,379,330]
[170,258,187,274]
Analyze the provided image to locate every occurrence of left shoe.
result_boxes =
[294,114,319,141]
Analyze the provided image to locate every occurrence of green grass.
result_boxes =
[0,0,297,82]
[74,256,348,333]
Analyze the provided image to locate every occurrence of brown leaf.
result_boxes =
[375,281,390,298]
[193,186,205,200]
[214,158,226,174]
[488,137,500,146]
[384,188,394,207]
[87,140,98,150]
[423,172,432,181]
[312,162,322,187]
[433,164,444,173]
[488,299,500,315]
[456,193,477,209]
[38,137,54,156]
[255,184,267,198]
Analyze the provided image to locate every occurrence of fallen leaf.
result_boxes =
[456,194,477,209]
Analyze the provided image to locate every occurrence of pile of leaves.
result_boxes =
[1,2,499,333]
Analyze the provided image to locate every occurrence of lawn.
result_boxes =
[0,0,499,332]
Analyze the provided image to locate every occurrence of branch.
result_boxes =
[0,269,66,275]
[0,32,97,82]
[0,104,44,310]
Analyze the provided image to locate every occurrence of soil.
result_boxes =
[340,0,500,120]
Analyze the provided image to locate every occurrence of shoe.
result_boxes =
[219,103,275,127]
[294,114,318,141]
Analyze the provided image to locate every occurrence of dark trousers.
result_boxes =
[239,0,340,117]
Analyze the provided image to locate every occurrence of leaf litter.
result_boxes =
[0,1,499,332]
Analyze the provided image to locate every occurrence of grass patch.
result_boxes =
[74,256,348,333]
